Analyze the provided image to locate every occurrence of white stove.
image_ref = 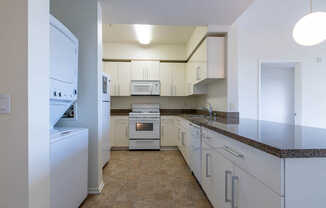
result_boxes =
[129,104,161,150]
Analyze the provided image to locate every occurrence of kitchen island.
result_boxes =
[180,114,326,208]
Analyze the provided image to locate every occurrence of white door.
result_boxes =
[117,62,131,96]
[147,61,160,80]
[114,119,129,147]
[201,141,214,204]
[161,117,177,146]
[173,63,185,96]
[212,151,233,208]
[234,166,284,208]
[131,61,145,80]
[159,63,172,96]
[260,65,295,124]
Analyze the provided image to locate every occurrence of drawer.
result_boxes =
[203,128,285,196]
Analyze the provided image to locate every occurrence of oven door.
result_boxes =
[129,117,160,139]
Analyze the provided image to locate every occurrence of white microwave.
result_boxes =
[131,80,160,96]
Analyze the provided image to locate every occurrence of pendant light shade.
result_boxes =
[293,12,326,46]
[293,0,326,46]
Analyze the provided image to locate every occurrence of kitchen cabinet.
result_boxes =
[177,118,191,167]
[110,116,129,147]
[185,37,225,96]
[233,166,283,208]
[103,62,131,96]
[131,60,159,80]
[159,63,185,96]
[161,116,178,146]
[201,126,285,208]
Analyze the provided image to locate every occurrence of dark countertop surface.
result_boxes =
[181,115,326,158]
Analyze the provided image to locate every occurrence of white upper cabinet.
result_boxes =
[103,62,131,96]
[117,62,131,96]
[131,60,160,80]
[186,36,225,95]
[159,63,185,96]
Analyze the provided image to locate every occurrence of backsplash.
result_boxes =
[111,96,198,109]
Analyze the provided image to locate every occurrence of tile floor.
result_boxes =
[81,150,213,208]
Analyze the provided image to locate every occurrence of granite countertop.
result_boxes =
[181,115,326,158]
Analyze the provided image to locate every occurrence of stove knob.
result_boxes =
[53,91,57,97]
[58,92,62,97]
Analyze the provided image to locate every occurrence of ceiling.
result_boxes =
[103,24,196,44]
[101,0,254,26]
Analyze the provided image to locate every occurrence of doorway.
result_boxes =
[258,61,300,125]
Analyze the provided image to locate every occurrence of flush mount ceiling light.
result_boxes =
[134,24,152,45]
[293,0,326,46]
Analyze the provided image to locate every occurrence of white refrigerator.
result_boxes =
[102,73,111,167]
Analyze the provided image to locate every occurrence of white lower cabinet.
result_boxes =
[110,116,129,147]
[234,166,284,208]
[201,127,284,208]
[161,116,178,146]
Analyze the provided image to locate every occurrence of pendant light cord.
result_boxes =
[310,0,313,13]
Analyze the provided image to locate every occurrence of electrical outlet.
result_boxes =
[0,94,11,114]
[316,57,322,63]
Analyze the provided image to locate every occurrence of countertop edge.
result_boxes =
[180,116,326,159]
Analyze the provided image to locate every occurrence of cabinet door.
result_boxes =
[117,62,131,96]
[103,62,118,96]
[212,151,233,208]
[147,61,159,80]
[201,141,214,203]
[131,61,145,80]
[114,119,129,147]
[172,63,185,96]
[159,63,172,96]
[234,166,283,208]
[161,118,177,146]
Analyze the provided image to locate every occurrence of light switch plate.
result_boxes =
[0,94,11,114]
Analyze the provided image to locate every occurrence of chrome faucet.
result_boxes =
[201,103,213,120]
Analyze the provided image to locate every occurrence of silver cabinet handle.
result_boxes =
[118,84,120,95]
[223,146,244,158]
[174,85,176,96]
[205,153,211,178]
[232,176,239,208]
[181,132,185,146]
[225,171,232,203]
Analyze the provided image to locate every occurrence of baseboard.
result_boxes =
[111,146,129,151]
[88,181,105,194]
[160,146,178,150]
[112,146,178,151]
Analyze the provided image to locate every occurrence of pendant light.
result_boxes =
[293,0,326,46]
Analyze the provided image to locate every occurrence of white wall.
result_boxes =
[103,42,186,60]
[186,26,208,57]
[51,0,104,193]
[111,96,198,109]
[0,0,50,207]
[197,80,227,111]
[233,0,326,128]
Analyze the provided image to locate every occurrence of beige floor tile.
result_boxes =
[81,150,212,208]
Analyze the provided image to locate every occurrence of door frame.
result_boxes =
[257,59,302,123]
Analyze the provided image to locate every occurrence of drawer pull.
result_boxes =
[206,153,212,178]
[223,146,244,158]
[232,176,239,208]
[225,170,232,203]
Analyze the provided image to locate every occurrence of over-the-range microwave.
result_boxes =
[131,80,160,96]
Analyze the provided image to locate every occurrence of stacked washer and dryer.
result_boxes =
[49,15,89,208]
